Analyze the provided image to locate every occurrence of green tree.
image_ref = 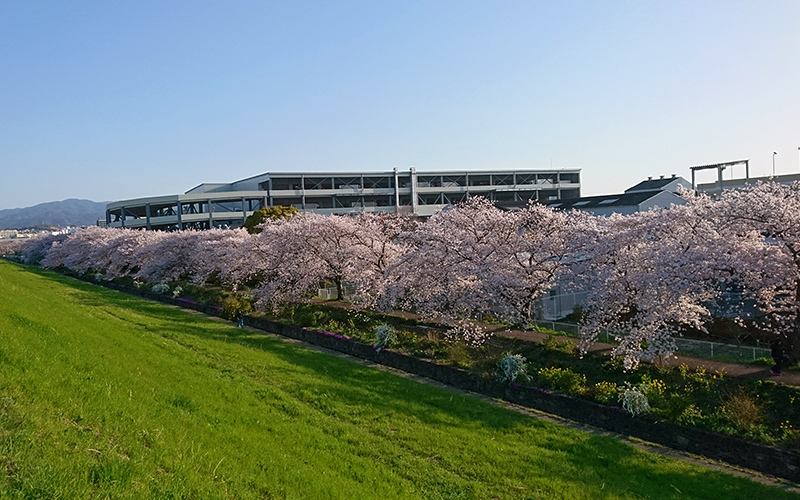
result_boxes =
[243,206,299,234]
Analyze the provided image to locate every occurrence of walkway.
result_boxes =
[322,300,800,386]
[493,325,800,385]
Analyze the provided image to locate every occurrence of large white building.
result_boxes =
[106,168,581,230]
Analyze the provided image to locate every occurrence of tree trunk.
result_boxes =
[335,279,344,301]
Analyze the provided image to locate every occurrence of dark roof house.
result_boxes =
[497,174,691,216]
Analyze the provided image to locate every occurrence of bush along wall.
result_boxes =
[75,274,800,483]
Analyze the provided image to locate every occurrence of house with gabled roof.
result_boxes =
[541,174,691,216]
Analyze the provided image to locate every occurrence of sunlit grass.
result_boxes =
[0,260,796,499]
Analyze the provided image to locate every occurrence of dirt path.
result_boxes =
[494,325,800,385]
[322,300,800,386]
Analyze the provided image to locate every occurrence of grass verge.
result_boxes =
[0,260,797,499]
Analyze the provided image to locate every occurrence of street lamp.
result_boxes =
[773,151,777,176]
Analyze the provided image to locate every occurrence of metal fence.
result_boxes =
[673,337,770,362]
[529,319,771,362]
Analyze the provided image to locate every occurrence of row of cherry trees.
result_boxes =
[19,181,800,368]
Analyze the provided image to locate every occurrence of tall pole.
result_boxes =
[773,151,777,176]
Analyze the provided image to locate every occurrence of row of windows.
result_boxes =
[265,175,402,191]
[107,198,267,223]
[109,187,581,223]
[264,172,580,191]
[271,190,579,209]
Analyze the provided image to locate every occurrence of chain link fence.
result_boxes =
[529,320,771,362]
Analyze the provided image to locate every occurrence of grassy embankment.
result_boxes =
[0,260,797,499]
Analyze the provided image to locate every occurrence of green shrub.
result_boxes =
[445,342,474,369]
[221,294,253,321]
[536,367,586,395]
[394,329,446,359]
[640,375,668,408]
[677,404,704,426]
[533,324,559,335]
[542,335,577,355]
[496,353,528,384]
[722,390,763,432]
[294,309,328,328]
[652,393,694,421]
[591,381,618,405]
[780,420,800,446]
[373,324,396,351]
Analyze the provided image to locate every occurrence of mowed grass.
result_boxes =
[0,261,796,500]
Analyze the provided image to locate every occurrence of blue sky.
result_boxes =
[2,1,799,210]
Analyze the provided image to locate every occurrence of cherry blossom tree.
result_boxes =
[20,232,69,265]
[382,197,578,330]
[346,212,415,308]
[247,212,363,308]
[0,238,25,256]
[40,226,113,273]
[24,181,800,369]
[189,228,253,287]
[93,229,159,280]
[573,188,770,369]
[132,229,236,284]
[709,181,800,361]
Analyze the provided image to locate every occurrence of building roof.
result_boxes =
[543,190,665,210]
[496,175,690,214]
[624,175,688,193]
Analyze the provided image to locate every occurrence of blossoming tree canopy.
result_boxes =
[19,180,800,368]
[576,204,731,369]
[710,182,800,361]
[383,197,576,327]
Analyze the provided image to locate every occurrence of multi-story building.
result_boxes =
[106,168,581,230]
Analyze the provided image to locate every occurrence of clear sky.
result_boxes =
[2,1,799,210]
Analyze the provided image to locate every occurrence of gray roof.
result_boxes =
[496,175,690,213]
[624,176,689,193]
[543,191,663,210]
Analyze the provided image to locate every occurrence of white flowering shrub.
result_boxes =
[373,324,396,351]
[444,321,492,348]
[618,382,650,416]
[172,285,183,297]
[495,353,528,384]
[151,283,170,295]
[93,272,105,282]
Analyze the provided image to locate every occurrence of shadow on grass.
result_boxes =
[25,268,530,432]
[13,265,800,498]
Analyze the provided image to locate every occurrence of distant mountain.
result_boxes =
[0,199,108,229]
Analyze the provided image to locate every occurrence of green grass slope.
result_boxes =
[0,261,796,499]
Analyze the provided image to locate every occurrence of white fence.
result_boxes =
[530,320,771,362]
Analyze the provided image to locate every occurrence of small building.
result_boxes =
[542,174,690,216]
[496,174,690,217]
